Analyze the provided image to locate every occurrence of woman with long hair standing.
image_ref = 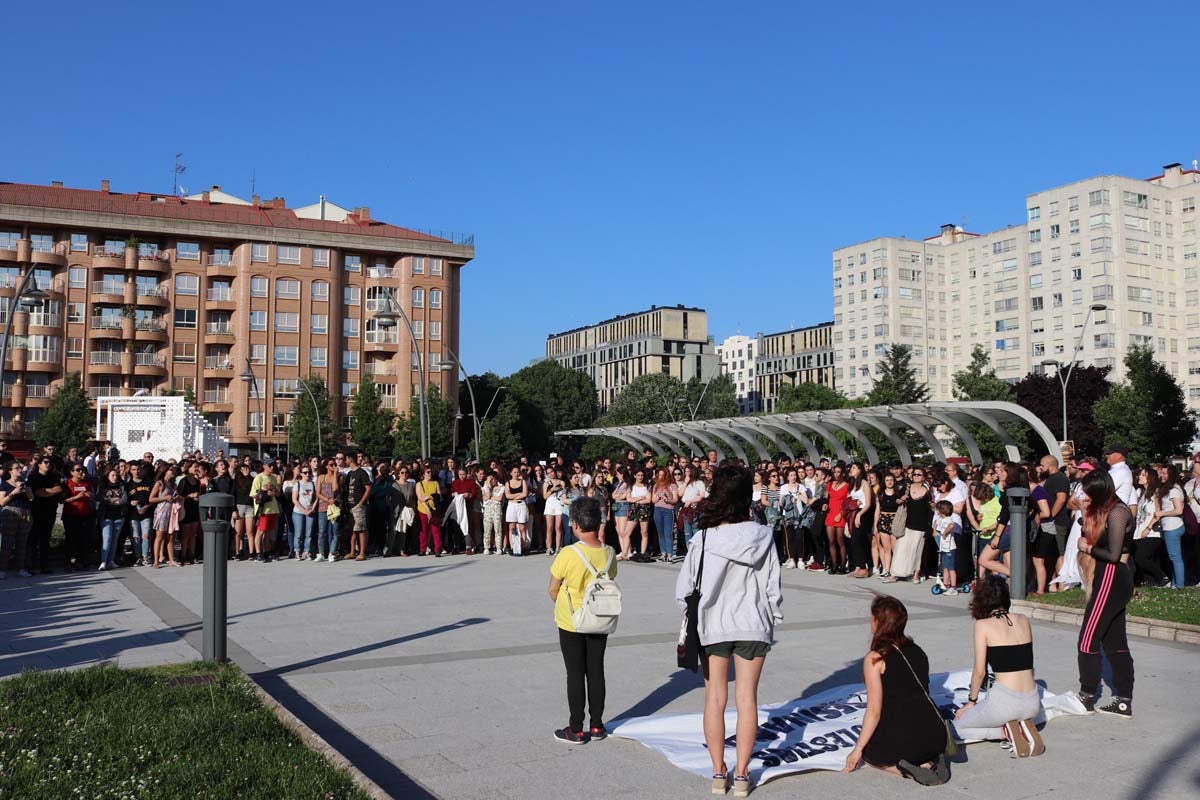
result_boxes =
[610,466,631,558]
[149,466,180,568]
[652,467,680,562]
[314,459,341,561]
[847,462,875,578]
[675,464,782,798]
[628,468,654,562]
[824,464,850,574]
[543,466,567,555]
[1074,470,1136,717]
[875,472,901,578]
[1156,463,1187,589]
[96,467,128,571]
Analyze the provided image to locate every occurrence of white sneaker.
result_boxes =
[18,569,32,578]
[98,563,107,572]
[945,587,959,595]
[914,575,924,584]
[313,554,324,562]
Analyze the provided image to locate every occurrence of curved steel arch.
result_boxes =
[717,420,771,463]
[653,425,703,458]
[631,427,682,457]
[727,419,795,461]
[835,410,914,465]
[925,401,1058,458]
[755,419,821,463]
[699,424,751,464]
[785,415,851,462]
[949,407,1022,460]
[815,416,880,465]
[922,409,984,466]
[889,411,947,462]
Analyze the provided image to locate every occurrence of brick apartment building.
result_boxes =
[0,179,474,453]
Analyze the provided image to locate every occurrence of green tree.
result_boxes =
[507,360,598,455]
[1093,346,1195,464]
[1013,365,1110,457]
[36,373,92,451]
[774,382,847,413]
[950,345,1017,461]
[866,344,930,406]
[287,376,337,458]
[394,385,454,458]
[686,374,740,420]
[350,375,395,457]
[458,371,503,455]
[475,394,522,461]
[603,373,688,426]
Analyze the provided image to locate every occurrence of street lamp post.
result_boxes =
[372,290,428,459]
[443,346,479,464]
[239,359,264,460]
[298,378,323,459]
[1040,302,1107,444]
[0,271,50,433]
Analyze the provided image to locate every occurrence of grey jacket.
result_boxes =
[675,520,783,646]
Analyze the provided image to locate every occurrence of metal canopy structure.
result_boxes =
[557,401,1058,465]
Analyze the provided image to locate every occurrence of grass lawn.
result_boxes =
[1031,585,1200,626]
[0,662,371,800]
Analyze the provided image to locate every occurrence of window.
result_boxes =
[274,312,299,332]
[67,302,84,323]
[344,254,362,272]
[67,337,83,359]
[311,346,327,367]
[429,320,441,340]
[247,412,264,433]
[1071,243,1081,258]
[343,350,359,370]
[1033,343,1045,357]
[1069,195,1079,212]
[1031,317,1045,333]
[251,243,269,262]
[69,267,86,288]
[174,274,199,295]
[411,288,424,308]
[1127,286,1153,303]
[250,276,268,297]
[430,258,443,276]
[1052,292,1063,308]
[1123,191,1149,209]
[1088,189,1109,207]
[174,309,197,329]
[1093,285,1114,301]
[1050,224,1060,239]
[1071,268,1082,281]
[177,242,200,260]
[1183,196,1196,213]
[412,320,424,339]
[27,335,61,363]
[272,412,291,434]
[173,341,196,362]
[250,310,266,331]
[430,289,442,309]
[1028,206,1041,221]
[1090,237,1112,254]
[1029,252,1043,267]
[1069,219,1080,235]
[1089,213,1111,229]
[312,281,329,302]
[1029,229,1041,243]
[1031,296,1044,311]
[250,344,266,364]
[344,286,361,306]
[277,245,300,265]
[273,346,298,366]
[310,313,328,334]
[212,247,232,266]
[1051,247,1062,262]
[1094,333,1115,349]
[70,233,88,252]
[1030,274,1043,288]
[411,256,425,275]
[343,317,360,338]
[275,278,300,299]
[312,248,330,268]
[273,378,301,397]
[342,384,355,400]
[429,351,441,370]
[992,238,1017,254]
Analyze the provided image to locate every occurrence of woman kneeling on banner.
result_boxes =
[675,463,782,798]
[953,576,1044,756]
[844,595,950,785]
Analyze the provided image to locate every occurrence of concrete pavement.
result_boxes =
[3,554,1197,799]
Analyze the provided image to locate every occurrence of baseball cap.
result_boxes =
[1103,444,1128,457]
[1075,462,1096,473]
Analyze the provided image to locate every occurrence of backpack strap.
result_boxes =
[570,544,609,578]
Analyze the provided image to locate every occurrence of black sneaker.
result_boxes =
[1097,697,1132,719]
[589,725,608,741]
[1072,691,1096,714]
[554,727,588,745]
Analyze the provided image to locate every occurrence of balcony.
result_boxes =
[137,251,171,273]
[91,244,125,269]
[92,280,126,301]
[89,351,123,366]
[206,287,233,302]
[134,317,168,342]
[136,284,170,307]
[89,316,125,339]
[134,353,167,376]
[202,389,232,410]
[30,242,67,267]
[205,354,233,370]
[206,252,233,267]
[205,321,234,338]
[214,424,232,437]
[367,267,396,279]
[88,386,123,400]
[364,363,396,379]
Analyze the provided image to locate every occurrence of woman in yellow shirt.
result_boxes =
[416,465,443,556]
[548,495,615,745]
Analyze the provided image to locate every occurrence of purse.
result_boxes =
[676,530,706,672]
[892,502,908,538]
[894,645,959,758]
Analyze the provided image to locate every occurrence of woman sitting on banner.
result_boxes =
[844,595,949,785]
[953,576,1044,756]
[675,463,782,799]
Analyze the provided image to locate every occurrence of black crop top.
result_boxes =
[986,641,1033,673]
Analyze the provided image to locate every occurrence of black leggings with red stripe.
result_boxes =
[1077,560,1134,699]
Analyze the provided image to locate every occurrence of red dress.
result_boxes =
[825,481,850,528]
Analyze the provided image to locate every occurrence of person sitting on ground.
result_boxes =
[844,595,950,785]
[675,463,782,799]
[548,496,615,745]
[953,576,1044,756]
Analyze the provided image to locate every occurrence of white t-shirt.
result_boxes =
[1160,485,1185,532]
[681,480,707,505]
[935,516,958,552]
[1109,460,1136,505]
[1185,478,1200,519]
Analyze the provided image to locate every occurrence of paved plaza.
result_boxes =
[2,555,1197,800]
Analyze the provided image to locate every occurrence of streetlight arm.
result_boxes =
[690,379,713,421]
[0,269,40,412]
[381,289,428,459]
[444,345,479,464]
[299,378,323,459]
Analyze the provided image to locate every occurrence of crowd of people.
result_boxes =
[1,441,1198,594]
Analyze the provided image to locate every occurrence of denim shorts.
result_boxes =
[939,551,957,571]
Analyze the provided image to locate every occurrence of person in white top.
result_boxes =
[1104,445,1136,506]
[1131,466,1169,586]
[1182,458,1200,522]
[679,465,707,542]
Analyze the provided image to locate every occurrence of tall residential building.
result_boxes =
[754,322,835,413]
[715,334,757,414]
[0,179,474,451]
[546,304,719,411]
[832,161,1200,405]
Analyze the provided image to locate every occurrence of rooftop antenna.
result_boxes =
[172,153,186,196]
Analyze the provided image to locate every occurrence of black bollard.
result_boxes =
[200,493,235,662]
[1006,487,1030,601]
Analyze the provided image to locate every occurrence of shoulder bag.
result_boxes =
[676,530,706,672]
[894,645,959,758]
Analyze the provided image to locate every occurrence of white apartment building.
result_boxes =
[716,334,757,414]
[833,161,1200,405]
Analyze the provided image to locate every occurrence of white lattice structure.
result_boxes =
[95,396,229,462]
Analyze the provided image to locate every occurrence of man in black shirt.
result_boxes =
[346,460,372,560]
[127,461,156,567]
[26,456,63,573]
[0,439,15,468]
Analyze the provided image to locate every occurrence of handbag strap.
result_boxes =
[693,530,706,592]
[893,645,943,721]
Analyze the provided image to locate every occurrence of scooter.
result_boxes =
[931,573,971,595]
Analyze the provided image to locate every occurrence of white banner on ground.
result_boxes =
[610,670,1089,786]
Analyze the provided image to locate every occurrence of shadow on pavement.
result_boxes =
[1124,719,1200,800]
[270,617,490,675]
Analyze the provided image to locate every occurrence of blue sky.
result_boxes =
[4,1,1198,375]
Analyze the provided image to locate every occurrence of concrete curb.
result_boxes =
[245,673,394,800]
[1012,599,1200,645]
